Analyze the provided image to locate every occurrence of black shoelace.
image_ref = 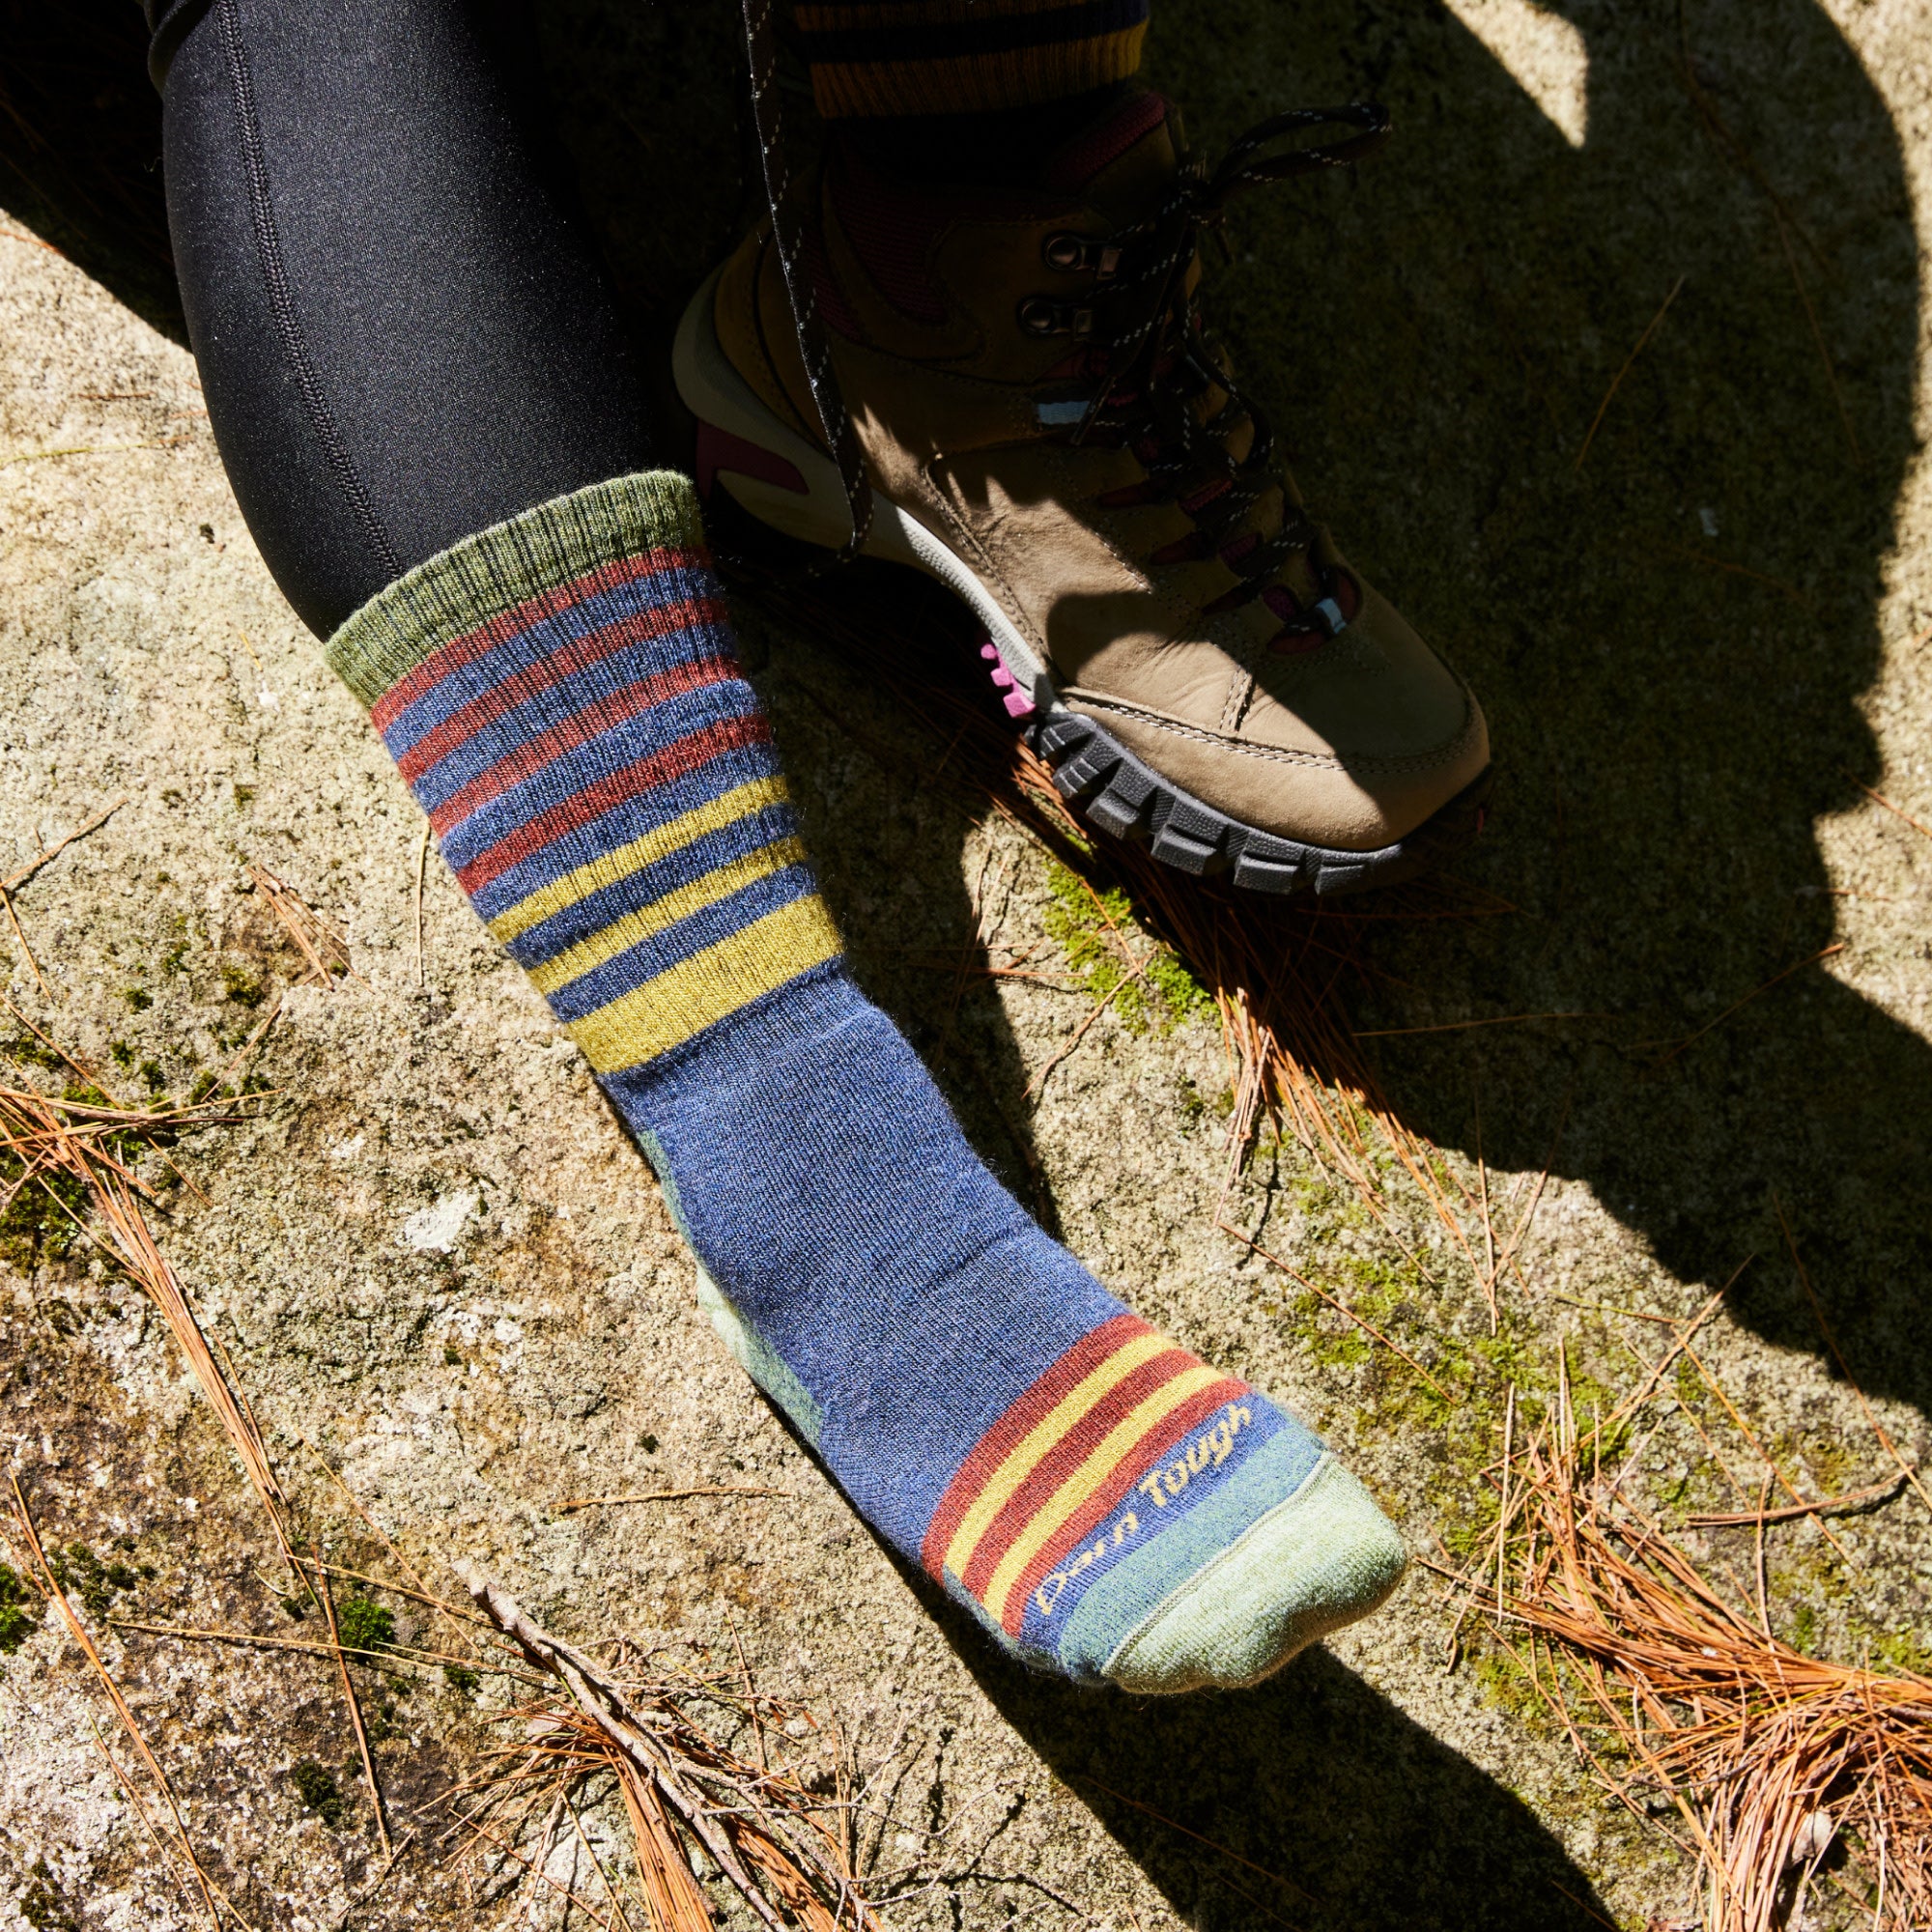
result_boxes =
[1023,103,1391,641]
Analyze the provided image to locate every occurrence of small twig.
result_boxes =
[1649,944,1844,1063]
[1575,274,1685,469]
[327,1828,418,1932]
[1774,212,1861,465]
[1545,1875,1622,1932]
[211,999,282,1092]
[1352,1010,1613,1038]
[1220,1220,1451,1400]
[1685,1470,1913,1529]
[1,796,128,893]
[1850,778,1932,842]
[1022,967,1134,1101]
[1599,1265,1747,1436]
[1076,1777,1316,1906]
[297,1433,485,1657]
[1677,12,1824,270]
[1481,1092,1571,1308]
[247,864,363,987]
[904,960,1086,993]
[306,1558,493,1628]
[1676,1341,1855,1566]
[1474,1088,1498,1334]
[0,886,51,999]
[1775,1197,1932,1520]
[84,1722,213,1925]
[1648,539,1813,610]
[313,1547,393,1859]
[0,440,185,470]
[563,1799,642,1932]
[0,994,118,1094]
[553,1486,784,1514]
[13,1482,234,1931]
[461,1816,620,1932]
[1549,1293,1686,1324]
[9,1110,295,1561]
[413,820,432,990]
[1497,1387,1516,1616]
[724,1605,770,1776]
[109,1619,539,1684]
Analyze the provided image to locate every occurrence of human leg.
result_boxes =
[154,0,1406,1687]
[154,0,652,636]
[324,469,1406,1689]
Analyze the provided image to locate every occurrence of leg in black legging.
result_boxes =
[156,0,653,637]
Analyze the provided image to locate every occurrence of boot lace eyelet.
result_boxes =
[1041,232,1123,278]
[1018,297,1093,337]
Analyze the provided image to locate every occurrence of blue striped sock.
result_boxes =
[327,470,1406,1689]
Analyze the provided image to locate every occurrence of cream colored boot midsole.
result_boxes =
[672,269,1056,717]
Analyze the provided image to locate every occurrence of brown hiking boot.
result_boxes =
[673,92,1491,895]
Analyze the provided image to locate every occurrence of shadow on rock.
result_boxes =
[947,1599,1618,1932]
[12,9,1923,1429]
[0,0,185,342]
[1144,0,1926,1418]
[10,3,1917,1922]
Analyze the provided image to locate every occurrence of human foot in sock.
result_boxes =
[327,472,1406,1689]
[675,88,1491,897]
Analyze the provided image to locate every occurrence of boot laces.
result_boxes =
[1029,103,1391,646]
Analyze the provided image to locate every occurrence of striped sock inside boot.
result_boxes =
[796,0,1151,121]
[327,469,1406,1690]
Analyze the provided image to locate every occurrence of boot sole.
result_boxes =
[672,270,1491,897]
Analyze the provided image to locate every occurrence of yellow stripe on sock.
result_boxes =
[566,894,842,1073]
[982,1364,1225,1630]
[488,776,792,945]
[941,1331,1173,1586]
[807,27,1148,119]
[528,838,809,997]
[799,0,1111,23]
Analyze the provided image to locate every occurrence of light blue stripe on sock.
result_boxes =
[1051,1418,1324,1681]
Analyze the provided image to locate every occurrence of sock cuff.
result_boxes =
[325,468,844,1080]
[796,1,1149,121]
[325,469,708,711]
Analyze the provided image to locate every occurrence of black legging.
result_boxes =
[155,0,655,638]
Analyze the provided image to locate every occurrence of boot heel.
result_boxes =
[675,270,858,553]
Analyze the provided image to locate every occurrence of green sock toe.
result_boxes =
[1100,1457,1406,1694]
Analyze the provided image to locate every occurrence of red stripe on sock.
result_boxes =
[921,1312,1151,1580]
[452,711,774,896]
[394,597,730,783]
[958,1347,1195,1601]
[1004,1378,1248,1635]
[371,548,710,730]
[426,656,739,836]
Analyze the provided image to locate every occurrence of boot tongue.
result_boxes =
[1041,89,1179,213]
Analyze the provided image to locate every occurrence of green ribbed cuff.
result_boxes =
[324,469,706,711]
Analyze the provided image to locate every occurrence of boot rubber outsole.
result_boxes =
[672,269,1491,897]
